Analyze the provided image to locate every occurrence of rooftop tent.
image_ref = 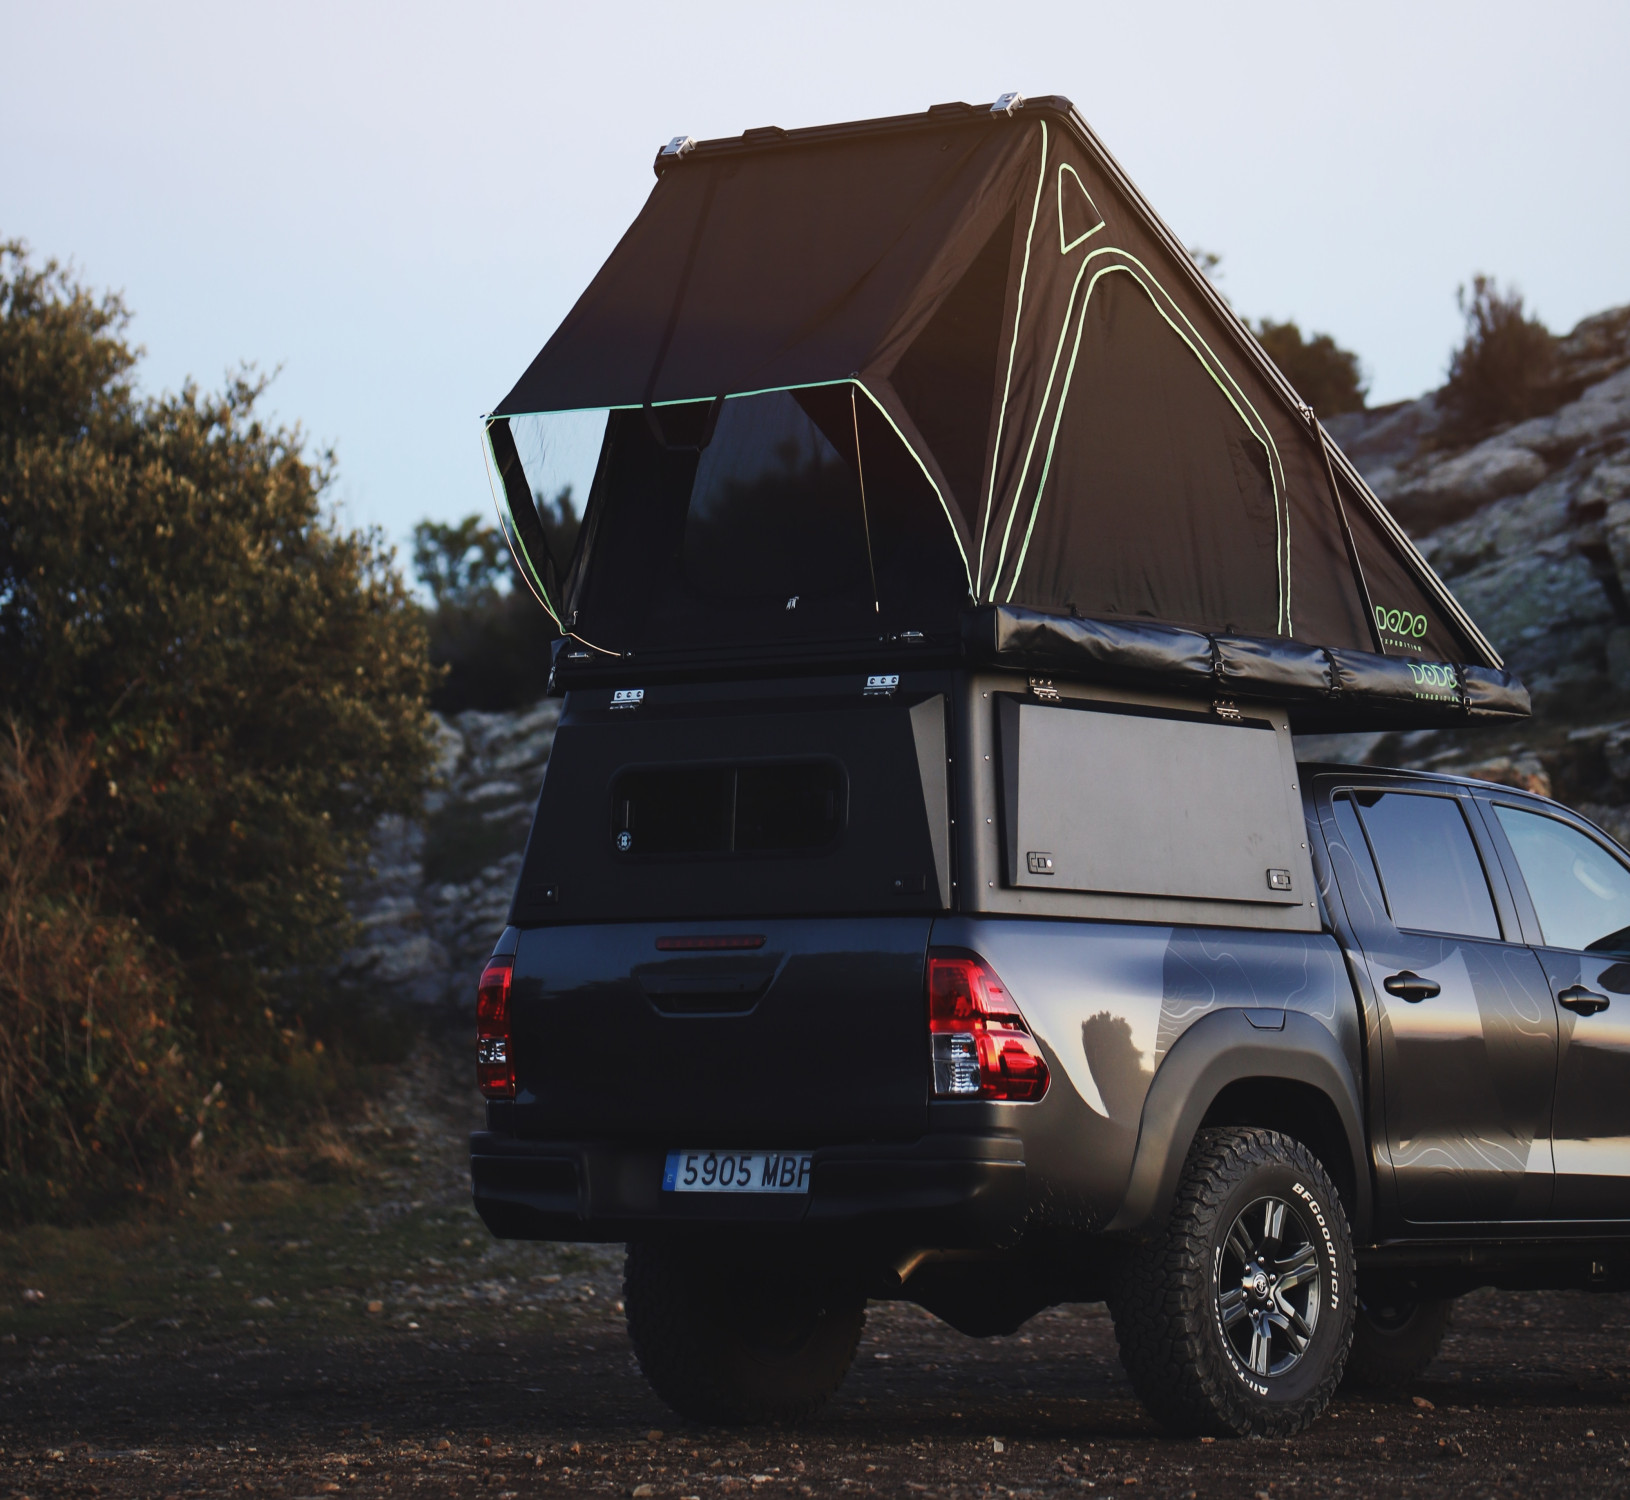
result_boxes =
[486,96,1527,730]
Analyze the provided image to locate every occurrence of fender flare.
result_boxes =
[1104,1007,1370,1239]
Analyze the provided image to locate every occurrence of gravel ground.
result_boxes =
[4,1045,1629,1498]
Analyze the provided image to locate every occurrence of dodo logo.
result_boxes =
[1374,604,1429,642]
[1408,660,1458,701]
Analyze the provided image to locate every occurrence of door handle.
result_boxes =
[1382,970,1441,1002]
[1558,985,1611,1016]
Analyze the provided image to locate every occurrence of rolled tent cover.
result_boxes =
[490,97,1527,731]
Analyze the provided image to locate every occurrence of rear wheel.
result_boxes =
[1110,1126,1356,1437]
[623,1240,865,1424]
[1343,1292,1452,1391]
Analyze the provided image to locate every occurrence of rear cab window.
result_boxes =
[1335,788,1502,940]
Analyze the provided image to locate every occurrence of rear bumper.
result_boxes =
[469,1131,1026,1245]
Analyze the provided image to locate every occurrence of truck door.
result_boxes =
[1478,798,1630,1220]
[1321,781,1557,1224]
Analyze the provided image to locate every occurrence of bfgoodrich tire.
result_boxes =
[1343,1292,1452,1392]
[1110,1127,1356,1437]
[623,1240,865,1424]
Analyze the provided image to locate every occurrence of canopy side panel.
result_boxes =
[999,268,1282,635]
[973,123,1410,654]
[1281,436,1376,652]
[1340,474,1478,663]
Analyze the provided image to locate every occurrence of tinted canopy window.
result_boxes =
[612,761,845,858]
[1494,805,1630,953]
[1353,791,1500,940]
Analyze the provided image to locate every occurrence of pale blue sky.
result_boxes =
[4,0,1625,564]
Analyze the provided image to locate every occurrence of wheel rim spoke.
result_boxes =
[1226,1223,1255,1266]
[1275,1244,1318,1290]
[1248,1312,1272,1375]
[1262,1199,1287,1251]
[1218,1287,1249,1328]
[1282,1305,1314,1350]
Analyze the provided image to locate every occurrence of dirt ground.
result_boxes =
[4,1044,1629,1499]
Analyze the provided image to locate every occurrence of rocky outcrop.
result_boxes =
[1307,303,1630,819]
[342,700,560,1010]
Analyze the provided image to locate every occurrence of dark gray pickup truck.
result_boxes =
[466,94,1574,1437]
[470,671,1630,1437]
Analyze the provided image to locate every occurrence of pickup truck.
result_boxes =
[468,93,1555,1438]
[468,671,1630,1438]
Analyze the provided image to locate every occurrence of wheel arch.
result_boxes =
[1104,1008,1370,1241]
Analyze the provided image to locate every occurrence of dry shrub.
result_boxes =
[0,724,196,1219]
[1442,274,1560,441]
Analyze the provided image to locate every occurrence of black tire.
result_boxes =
[623,1239,865,1424]
[1109,1126,1356,1438]
[1342,1292,1452,1392]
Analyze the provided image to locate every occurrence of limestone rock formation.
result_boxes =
[1309,303,1630,831]
[343,700,560,1010]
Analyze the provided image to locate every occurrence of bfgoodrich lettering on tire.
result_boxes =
[623,1240,865,1424]
[1109,1126,1356,1437]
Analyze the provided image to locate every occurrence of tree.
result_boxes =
[0,240,436,1037]
[1252,318,1368,415]
[1441,274,1558,439]
[411,491,577,714]
[413,514,508,612]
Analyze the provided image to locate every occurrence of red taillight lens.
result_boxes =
[476,956,515,1100]
[927,951,1048,1102]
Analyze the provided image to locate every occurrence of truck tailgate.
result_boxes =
[508,919,932,1142]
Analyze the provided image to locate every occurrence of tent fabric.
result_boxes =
[964,604,1530,732]
[491,96,1521,726]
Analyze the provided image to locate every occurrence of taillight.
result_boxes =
[927,950,1049,1102]
[476,955,515,1100]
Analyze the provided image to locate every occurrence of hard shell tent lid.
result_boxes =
[487,95,1528,732]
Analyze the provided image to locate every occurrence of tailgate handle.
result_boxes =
[637,969,773,1015]
[640,973,766,997]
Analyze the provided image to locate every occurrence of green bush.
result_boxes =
[413,501,576,713]
[1441,274,1559,440]
[1252,318,1368,415]
[0,241,438,1215]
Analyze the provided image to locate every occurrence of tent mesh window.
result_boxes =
[555,386,967,659]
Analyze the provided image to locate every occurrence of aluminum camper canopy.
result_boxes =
[485,95,1527,732]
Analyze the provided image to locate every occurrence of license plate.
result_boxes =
[662,1150,813,1194]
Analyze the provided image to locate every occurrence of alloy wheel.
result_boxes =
[1215,1194,1323,1378]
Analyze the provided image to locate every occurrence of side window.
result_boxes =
[1352,790,1501,941]
[1493,804,1630,954]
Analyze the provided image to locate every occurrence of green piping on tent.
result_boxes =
[1056,163,1105,254]
[976,119,1050,598]
[482,420,562,630]
[990,248,1290,634]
